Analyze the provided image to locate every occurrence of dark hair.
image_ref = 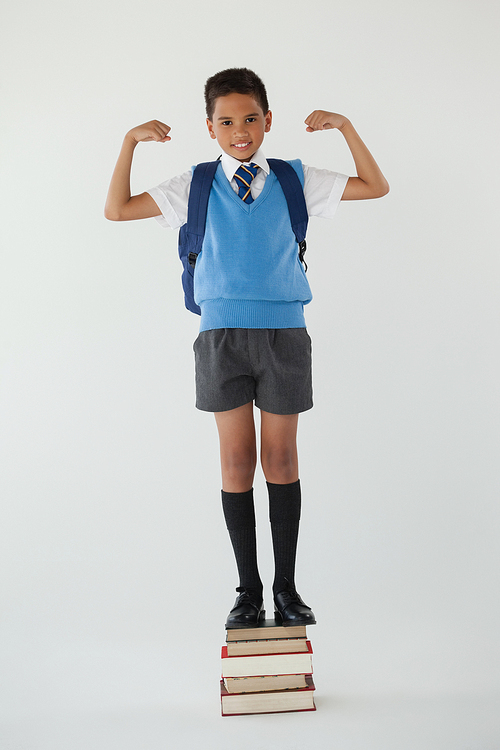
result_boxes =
[204,68,269,120]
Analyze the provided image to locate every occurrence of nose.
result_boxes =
[234,122,249,135]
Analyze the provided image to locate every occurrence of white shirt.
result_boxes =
[147,148,349,230]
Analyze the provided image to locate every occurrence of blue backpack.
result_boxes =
[178,158,309,315]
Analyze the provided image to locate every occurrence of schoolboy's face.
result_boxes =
[206,92,272,162]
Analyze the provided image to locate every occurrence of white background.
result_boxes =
[1,0,499,747]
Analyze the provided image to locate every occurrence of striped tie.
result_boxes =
[234,162,259,204]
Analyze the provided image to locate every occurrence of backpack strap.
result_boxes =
[186,159,221,267]
[267,158,309,270]
[178,159,220,315]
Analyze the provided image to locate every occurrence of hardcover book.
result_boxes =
[226,637,308,657]
[226,619,307,642]
[221,675,316,715]
[223,673,310,694]
[221,641,313,678]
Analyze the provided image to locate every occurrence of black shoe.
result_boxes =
[225,587,265,629]
[274,580,316,627]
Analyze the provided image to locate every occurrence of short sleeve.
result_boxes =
[146,170,192,229]
[302,165,349,219]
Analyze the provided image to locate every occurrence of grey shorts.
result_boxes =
[193,328,313,415]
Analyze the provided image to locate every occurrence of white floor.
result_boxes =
[1,623,499,750]
[2,691,499,750]
[2,555,500,750]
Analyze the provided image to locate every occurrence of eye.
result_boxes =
[246,117,256,123]
[221,120,232,126]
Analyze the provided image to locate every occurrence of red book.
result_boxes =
[226,637,308,657]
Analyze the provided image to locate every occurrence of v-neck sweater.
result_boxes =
[194,160,313,332]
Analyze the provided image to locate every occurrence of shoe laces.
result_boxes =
[235,586,261,603]
[277,578,300,604]
[278,590,299,605]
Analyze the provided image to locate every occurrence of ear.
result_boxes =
[206,118,217,139]
[264,110,272,133]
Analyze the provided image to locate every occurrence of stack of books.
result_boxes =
[220,619,316,716]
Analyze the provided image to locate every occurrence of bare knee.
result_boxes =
[261,447,298,485]
[221,447,257,492]
[215,403,257,493]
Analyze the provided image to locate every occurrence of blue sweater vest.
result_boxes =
[194,160,313,332]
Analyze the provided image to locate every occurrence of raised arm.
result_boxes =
[104,120,171,221]
[304,111,389,200]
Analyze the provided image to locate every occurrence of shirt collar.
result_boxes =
[220,148,269,182]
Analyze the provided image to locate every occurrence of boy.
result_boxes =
[105,68,389,629]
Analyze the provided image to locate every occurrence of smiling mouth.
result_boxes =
[232,142,251,150]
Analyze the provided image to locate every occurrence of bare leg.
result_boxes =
[260,411,299,485]
[214,402,257,492]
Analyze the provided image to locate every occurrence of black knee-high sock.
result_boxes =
[267,479,301,596]
[221,488,263,595]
